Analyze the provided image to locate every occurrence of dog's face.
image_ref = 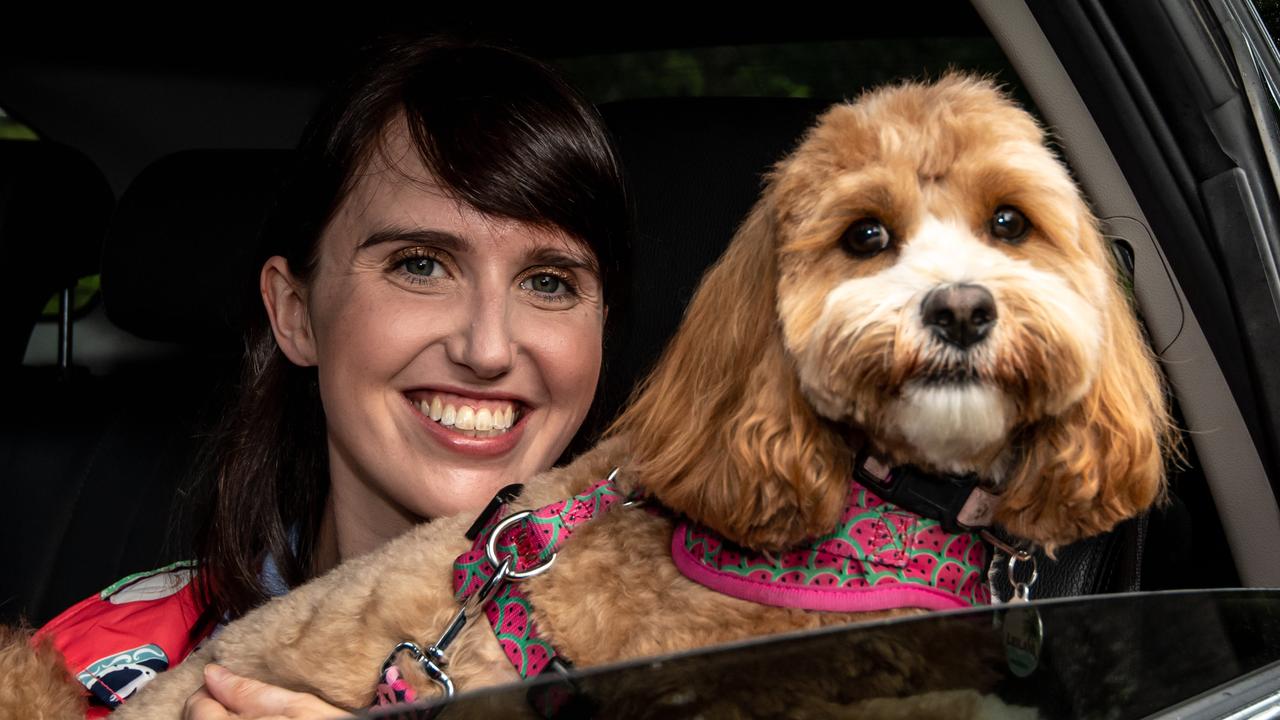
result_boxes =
[773,77,1110,475]
[615,76,1172,552]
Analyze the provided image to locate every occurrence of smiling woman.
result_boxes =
[29,36,629,718]
[204,35,629,616]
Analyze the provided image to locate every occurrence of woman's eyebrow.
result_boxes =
[358,228,468,253]
[527,247,600,274]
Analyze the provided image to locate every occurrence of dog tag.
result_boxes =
[1001,603,1043,678]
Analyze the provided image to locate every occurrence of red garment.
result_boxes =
[34,561,214,718]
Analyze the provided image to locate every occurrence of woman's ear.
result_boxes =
[260,256,317,367]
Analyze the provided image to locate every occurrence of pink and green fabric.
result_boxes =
[671,478,991,611]
[452,479,627,679]
[451,472,990,687]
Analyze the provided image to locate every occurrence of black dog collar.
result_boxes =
[853,448,998,534]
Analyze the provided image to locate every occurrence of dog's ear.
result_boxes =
[609,193,851,550]
[996,239,1175,553]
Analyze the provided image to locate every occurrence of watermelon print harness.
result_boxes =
[374,458,1000,711]
[672,478,991,612]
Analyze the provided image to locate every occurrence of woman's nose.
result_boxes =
[446,293,515,379]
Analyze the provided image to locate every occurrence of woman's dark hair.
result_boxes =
[195,36,630,622]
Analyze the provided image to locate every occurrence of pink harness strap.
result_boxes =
[672,479,991,611]
[379,471,991,711]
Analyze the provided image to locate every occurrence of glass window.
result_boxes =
[380,590,1280,720]
[0,107,38,141]
[555,39,1018,104]
[1256,0,1280,46]
[39,274,101,320]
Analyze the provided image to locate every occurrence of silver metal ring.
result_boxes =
[485,510,557,580]
[1007,552,1038,588]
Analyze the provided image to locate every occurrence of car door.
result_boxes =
[973,0,1280,590]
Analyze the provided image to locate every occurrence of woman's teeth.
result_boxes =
[417,396,518,437]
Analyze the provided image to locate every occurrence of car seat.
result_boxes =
[0,149,293,626]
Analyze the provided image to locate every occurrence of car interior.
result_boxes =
[1,1,1277,639]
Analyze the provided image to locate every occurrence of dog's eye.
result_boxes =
[840,219,892,257]
[990,206,1031,243]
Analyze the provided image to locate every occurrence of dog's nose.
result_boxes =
[921,284,997,349]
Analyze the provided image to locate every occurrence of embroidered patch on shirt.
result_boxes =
[77,644,169,708]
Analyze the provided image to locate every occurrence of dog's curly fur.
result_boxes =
[2,74,1174,718]
[0,626,85,720]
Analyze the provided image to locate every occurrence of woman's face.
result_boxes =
[263,122,604,552]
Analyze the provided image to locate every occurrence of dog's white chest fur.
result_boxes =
[886,382,1012,474]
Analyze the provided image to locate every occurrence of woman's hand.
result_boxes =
[183,663,351,719]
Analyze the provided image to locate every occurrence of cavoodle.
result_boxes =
[6,74,1174,718]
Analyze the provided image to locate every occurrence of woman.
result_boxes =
[36,36,629,719]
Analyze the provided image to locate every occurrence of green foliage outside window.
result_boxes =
[0,109,37,140]
[41,274,101,318]
[556,39,1016,104]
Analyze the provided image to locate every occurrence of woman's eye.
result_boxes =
[990,205,1031,243]
[840,218,892,257]
[401,256,443,277]
[523,273,571,296]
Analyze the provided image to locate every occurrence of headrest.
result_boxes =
[102,149,295,345]
[595,97,830,421]
[0,140,112,366]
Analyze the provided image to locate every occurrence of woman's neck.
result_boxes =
[314,455,420,574]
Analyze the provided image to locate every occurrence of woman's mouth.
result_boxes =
[404,390,524,438]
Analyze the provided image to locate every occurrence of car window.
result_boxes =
[1256,0,1280,44]
[38,274,100,320]
[0,106,36,140]
[554,38,1020,104]
[365,590,1280,720]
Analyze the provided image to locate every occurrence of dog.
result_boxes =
[7,74,1173,718]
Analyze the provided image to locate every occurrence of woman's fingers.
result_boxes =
[183,684,234,719]
[194,663,350,719]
